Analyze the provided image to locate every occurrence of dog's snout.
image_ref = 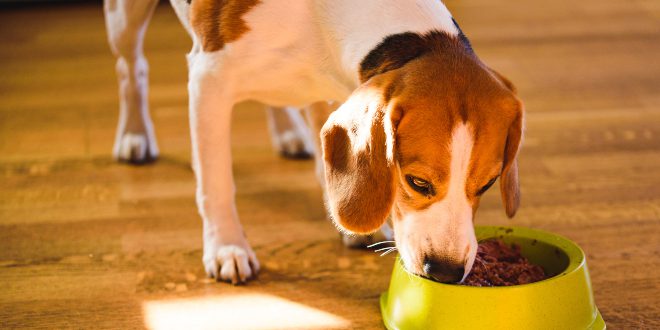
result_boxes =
[423,258,465,283]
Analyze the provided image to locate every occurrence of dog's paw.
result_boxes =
[203,244,260,285]
[114,132,158,164]
[277,130,314,159]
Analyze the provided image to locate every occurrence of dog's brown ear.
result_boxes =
[321,83,399,234]
[488,68,517,94]
[488,67,523,217]
[500,100,523,218]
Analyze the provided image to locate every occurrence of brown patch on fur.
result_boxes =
[190,0,261,52]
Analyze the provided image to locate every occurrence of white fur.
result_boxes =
[315,0,458,81]
[198,0,459,106]
[116,132,149,161]
[394,123,479,281]
[106,0,460,283]
[323,87,390,157]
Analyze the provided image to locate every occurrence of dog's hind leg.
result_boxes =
[303,101,337,186]
[104,0,160,164]
[266,107,315,159]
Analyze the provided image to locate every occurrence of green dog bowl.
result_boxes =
[380,226,605,330]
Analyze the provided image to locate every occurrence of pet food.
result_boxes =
[462,239,547,286]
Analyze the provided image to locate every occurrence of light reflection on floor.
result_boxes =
[143,293,351,330]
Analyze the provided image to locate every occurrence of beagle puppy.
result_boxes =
[104,0,523,284]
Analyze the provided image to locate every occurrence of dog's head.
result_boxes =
[321,31,524,283]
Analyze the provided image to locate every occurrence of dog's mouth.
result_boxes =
[418,273,455,283]
[397,247,472,284]
[417,271,466,284]
[397,257,459,284]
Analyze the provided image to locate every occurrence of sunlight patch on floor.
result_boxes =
[143,292,351,330]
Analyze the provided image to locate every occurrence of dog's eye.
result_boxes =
[406,175,435,196]
[477,177,498,196]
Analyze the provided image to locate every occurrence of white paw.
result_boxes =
[203,244,260,284]
[114,132,158,164]
[277,130,314,159]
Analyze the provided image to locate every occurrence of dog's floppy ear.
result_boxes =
[500,99,523,218]
[488,68,517,94]
[488,67,523,217]
[321,83,400,234]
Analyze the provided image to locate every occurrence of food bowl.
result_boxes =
[380,226,605,330]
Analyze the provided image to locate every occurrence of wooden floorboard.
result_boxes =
[1,1,659,329]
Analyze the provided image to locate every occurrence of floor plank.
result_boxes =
[1,1,659,329]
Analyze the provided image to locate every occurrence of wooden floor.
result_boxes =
[1,1,659,329]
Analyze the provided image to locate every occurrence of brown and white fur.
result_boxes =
[104,0,524,284]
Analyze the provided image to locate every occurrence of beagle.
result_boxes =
[104,0,523,284]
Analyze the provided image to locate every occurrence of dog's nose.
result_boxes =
[423,258,465,283]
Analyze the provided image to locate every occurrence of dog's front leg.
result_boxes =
[188,54,259,284]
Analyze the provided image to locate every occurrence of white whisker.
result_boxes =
[367,241,395,248]
[380,248,398,257]
[374,247,396,253]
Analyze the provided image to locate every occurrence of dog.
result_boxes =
[104,0,523,284]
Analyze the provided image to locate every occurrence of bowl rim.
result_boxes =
[396,225,587,289]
